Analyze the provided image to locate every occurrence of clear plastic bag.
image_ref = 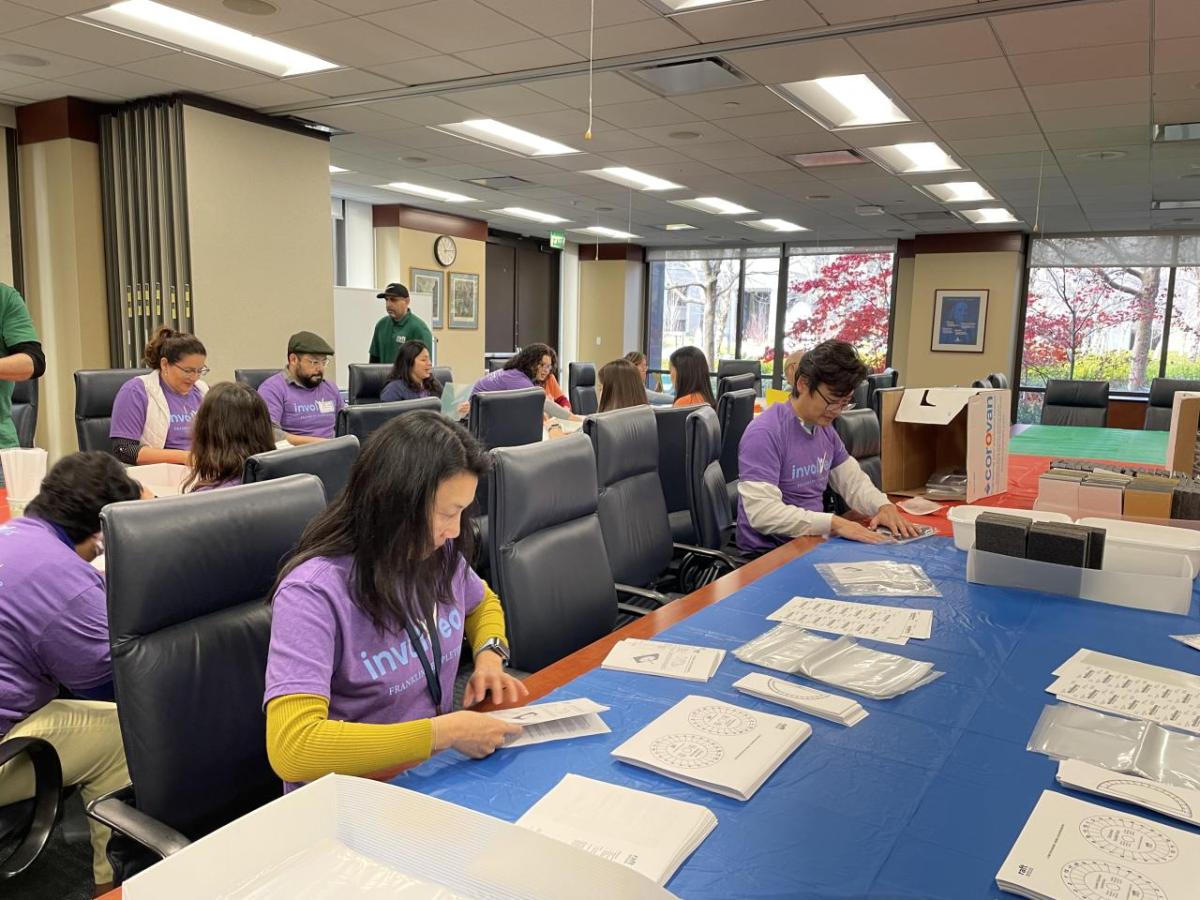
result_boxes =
[815,561,941,598]
[733,624,831,673]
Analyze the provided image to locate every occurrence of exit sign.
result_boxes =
[549,230,565,249]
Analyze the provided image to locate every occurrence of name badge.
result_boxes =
[395,335,407,345]
[317,400,335,414]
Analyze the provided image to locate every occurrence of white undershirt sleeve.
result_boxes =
[739,479,835,537]
[827,457,890,518]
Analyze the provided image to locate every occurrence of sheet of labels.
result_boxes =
[1047,649,1200,735]
[767,596,932,646]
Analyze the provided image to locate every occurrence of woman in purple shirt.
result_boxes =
[183,382,276,493]
[0,452,144,892]
[110,327,209,466]
[381,340,443,403]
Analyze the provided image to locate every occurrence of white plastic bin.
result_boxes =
[1076,516,1200,580]
[948,505,1074,552]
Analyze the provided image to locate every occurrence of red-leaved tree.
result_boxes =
[787,253,893,371]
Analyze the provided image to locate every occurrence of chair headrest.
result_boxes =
[584,405,658,487]
[686,404,722,467]
[11,378,36,405]
[1149,378,1200,408]
[337,399,441,440]
[718,373,755,397]
[469,387,545,449]
[571,362,596,388]
[74,369,146,417]
[347,364,393,402]
[491,437,598,543]
[834,408,880,458]
[1044,379,1108,408]
[716,359,760,380]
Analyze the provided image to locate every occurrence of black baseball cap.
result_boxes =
[288,331,335,355]
[377,283,409,299]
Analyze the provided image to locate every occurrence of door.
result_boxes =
[485,243,516,352]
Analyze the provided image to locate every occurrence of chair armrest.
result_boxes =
[615,583,669,608]
[672,542,740,570]
[616,602,651,618]
[0,736,62,879]
[87,786,190,859]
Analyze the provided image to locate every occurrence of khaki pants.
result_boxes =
[0,700,129,886]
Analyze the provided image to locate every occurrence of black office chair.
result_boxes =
[1145,378,1200,431]
[74,369,144,452]
[824,409,882,516]
[569,363,597,416]
[336,398,440,443]
[684,406,741,586]
[717,372,755,400]
[243,435,360,504]
[652,405,697,543]
[0,736,63,881]
[10,378,38,448]
[864,371,896,412]
[233,368,277,391]
[347,364,392,405]
[873,385,905,425]
[88,476,327,884]
[851,379,870,411]
[881,367,899,387]
[489,437,655,671]
[1041,379,1109,427]
[432,366,454,386]
[716,359,762,395]
[717,388,755,516]
[484,353,514,372]
[971,378,990,388]
[987,372,1010,390]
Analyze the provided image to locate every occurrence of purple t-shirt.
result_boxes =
[736,401,850,554]
[471,369,534,394]
[264,552,484,788]
[110,374,203,450]
[257,372,344,439]
[0,518,111,735]
[190,476,240,493]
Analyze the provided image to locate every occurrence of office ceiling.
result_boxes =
[0,0,1197,245]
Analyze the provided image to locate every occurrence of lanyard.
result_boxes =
[404,615,444,714]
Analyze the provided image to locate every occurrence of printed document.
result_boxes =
[491,699,610,748]
[1047,649,1200,735]
[602,639,725,682]
[733,672,867,726]
[1056,760,1200,827]
[766,596,932,645]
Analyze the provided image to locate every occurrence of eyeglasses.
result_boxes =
[171,363,210,378]
[300,355,330,367]
[815,385,855,412]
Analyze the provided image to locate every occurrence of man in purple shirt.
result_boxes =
[257,331,345,444]
[0,452,145,892]
[737,340,918,555]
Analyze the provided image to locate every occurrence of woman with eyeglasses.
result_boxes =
[110,327,209,466]
[470,342,578,426]
[736,340,919,554]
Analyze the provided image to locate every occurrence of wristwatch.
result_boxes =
[476,637,510,666]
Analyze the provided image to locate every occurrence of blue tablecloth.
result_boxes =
[393,538,1200,899]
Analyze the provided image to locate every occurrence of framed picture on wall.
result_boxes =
[931,289,988,353]
[411,268,443,329]
[448,272,480,330]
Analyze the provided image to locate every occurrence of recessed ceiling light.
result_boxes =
[78,0,337,77]
[771,74,909,130]
[791,150,867,168]
[329,165,349,174]
[860,142,964,175]
[662,223,698,230]
[577,226,641,239]
[488,207,570,224]
[1077,149,1128,160]
[668,130,702,140]
[739,218,808,232]
[222,0,276,14]
[381,182,477,203]
[1153,200,1200,209]
[672,196,756,215]
[430,119,578,157]
[0,53,48,67]
[584,167,683,191]
[645,0,743,11]
[957,207,1020,224]
[918,181,995,203]
[1154,122,1200,143]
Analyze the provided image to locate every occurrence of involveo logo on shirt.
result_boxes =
[169,410,195,425]
[292,402,321,414]
[358,607,464,681]
[790,453,831,482]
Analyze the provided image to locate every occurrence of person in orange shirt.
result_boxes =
[670,345,716,408]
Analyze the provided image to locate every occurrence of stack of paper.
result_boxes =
[996,791,1200,900]
[1047,649,1200,735]
[766,596,932,646]
[491,699,611,748]
[1056,759,1200,827]
[611,695,810,801]
[601,638,725,682]
[733,672,867,727]
[1171,634,1200,652]
[517,774,717,886]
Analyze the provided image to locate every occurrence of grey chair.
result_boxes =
[10,378,37,448]
[432,366,453,386]
[1145,378,1200,431]
[336,398,440,443]
[74,368,145,452]
[484,353,514,372]
[825,409,882,516]
[569,362,597,415]
[716,359,762,395]
[652,405,697,543]
[717,372,755,400]
[233,369,277,391]
[243,435,360,504]
[684,406,741,584]
[347,364,392,405]
[987,372,1010,390]
[1041,380,1109,427]
[717,388,755,515]
[971,378,990,388]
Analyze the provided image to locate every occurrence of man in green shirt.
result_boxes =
[0,283,45,450]
[368,282,433,365]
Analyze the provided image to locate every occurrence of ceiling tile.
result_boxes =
[559,128,653,152]
[1044,125,1150,148]
[367,95,479,124]
[0,68,41,92]
[671,85,794,121]
[0,38,102,80]
[989,0,1149,54]
[366,0,538,54]
[747,132,850,155]
[1037,102,1150,132]
[935,113,1041,140]
[1155,0,1200,38]
[1154,98,1200,122]
[5,19,175,67]
[318,0,427,15]
[1010,42,1149,86]
[478,0,656,37]
[598,146,691,166]
[710,155,795,175]
[0,1,51,34]
[271,19,432,67]
[677,140,766,161]
[723,38,868,84]
[5,78,119,102]
[287,68,402,97]
[629,120,737,147]
[1151,70,1200,102]
[849,21,1001,70]
[714,109,827,138]
[216,80,328,108]
[122,54,268,91]
[156,0,346,34]
[948,133,1049,157]
[367,55,488,85]
[1024,76,1150,112]
[554,17,696,58]
[808,0,973,24]
[911,88,1030,121]
[291,104,406,133]
[453,85,566,116]
[881,58,1016,100]
[591,97,695,129]
[55,67,181,99]
[673,0,824,42]
[455,38,583,73]
[6,0,105,13]
[1156,37,1200,75]
[838,122,941,146]
[528,71,657,106]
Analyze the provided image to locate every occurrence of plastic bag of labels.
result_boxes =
[815,561,941,598]
[734,625,942,700]
[1027,703,1200,791]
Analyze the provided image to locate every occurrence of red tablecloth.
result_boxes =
[902,454,1055,536]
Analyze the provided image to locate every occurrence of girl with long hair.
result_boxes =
[597,358,650,413]
[381,340,444,402]
[670,345,716,408]
[183,382,276,492]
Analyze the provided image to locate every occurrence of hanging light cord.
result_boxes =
[585,0,594,140]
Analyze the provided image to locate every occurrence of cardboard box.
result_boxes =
[880,387,1010,502]
[126,463,189,497]
[1166,391,1200,474]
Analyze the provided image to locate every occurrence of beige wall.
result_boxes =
[897,249,1024,388]
[578,259,634,367]
[889,254,914,380]
[374,224,486,383]
[19,137,109,459]
[0,126,12,286]
[184,106,332,383]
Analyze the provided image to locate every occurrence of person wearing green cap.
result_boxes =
[368,283,433,365]
[257,331,344,444]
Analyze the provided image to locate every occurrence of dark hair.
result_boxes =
[504,343,556,382]
[794,340,868,399]
[669,345,715,408]
[143,326,206,369]
[387,340,443,398]
[26,451,142,543]
[598,359,648,413]
[183,382,276,492]
[624,351,646,368]
[273,412,489,635]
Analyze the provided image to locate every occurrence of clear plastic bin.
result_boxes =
[1075,516,1200,580]
[947,505,1073,552]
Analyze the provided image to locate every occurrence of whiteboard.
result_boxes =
[333,286,434,390]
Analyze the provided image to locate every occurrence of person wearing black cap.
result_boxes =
[368,282,433,365]
[257,331,344,444]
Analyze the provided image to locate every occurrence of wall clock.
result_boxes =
[434,235,457,267]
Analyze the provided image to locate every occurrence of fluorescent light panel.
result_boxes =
[740,218,808,232]
[380,182,477,203]
[958,207,1019,224]
[488,207,569,224]
[431,119,578,157]
[1153,200,1200,209]
[773,74,909,129]
[791,149,866,168]
[79,0,337,78]
[647,0,743,11]
[673,196,756,215]
[919,181,994,203]
[584,167,683,191]
[663,223,698,230]
[862,142,964,174]
[1154,123,1200,143]
[579,226,640,239]
[329,165,348,174]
